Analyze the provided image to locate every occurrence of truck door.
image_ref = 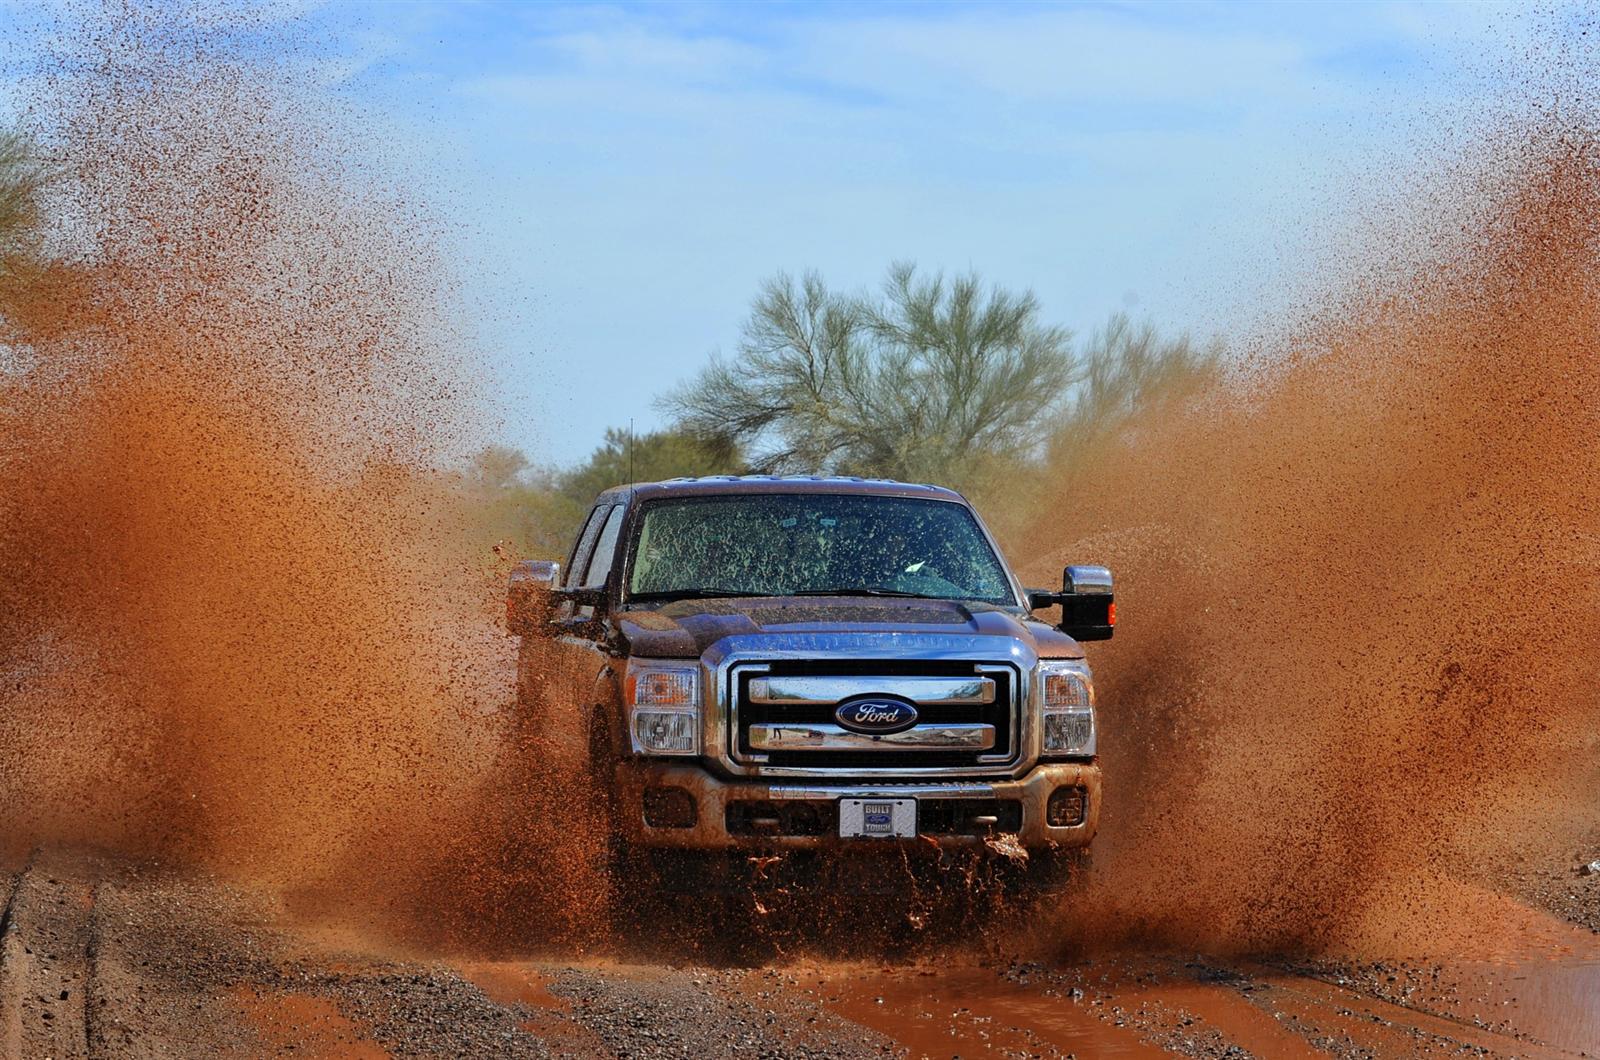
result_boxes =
[550,500,628,711]
[515,502,608,734]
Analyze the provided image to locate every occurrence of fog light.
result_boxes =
[1046,786,1088,827]
[642,786,696,828]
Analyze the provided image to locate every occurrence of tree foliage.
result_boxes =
[457,428,741,559]
[0,133,46,304]
[557,426,740,509]
[1048,312,1223,474]
[450,285,1223,565]
[664,263,1077,492]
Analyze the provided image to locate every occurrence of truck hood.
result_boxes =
[615,597,1084,660]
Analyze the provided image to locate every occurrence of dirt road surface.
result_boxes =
[3,845,1596,1059]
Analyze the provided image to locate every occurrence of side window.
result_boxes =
[565,505,611,590]
[582,505,627,589]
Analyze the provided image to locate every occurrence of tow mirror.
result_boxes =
[1057,564,1114,641]
[507,559,561,636]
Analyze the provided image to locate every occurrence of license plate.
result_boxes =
[839,798,916,838]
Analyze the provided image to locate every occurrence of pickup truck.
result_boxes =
[506,476,1112,903]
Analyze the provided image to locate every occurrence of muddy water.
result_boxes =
[812,946,1600,1058]
[1018,80,1600,956]
[1445,959,1600,1054]
[233,989,390,1060]
[455,962,565,1010]
[1338,892,1600,1058]
[817,964,1172,1058]
[0,0,602,952]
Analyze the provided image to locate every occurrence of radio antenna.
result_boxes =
[628,417,635,484]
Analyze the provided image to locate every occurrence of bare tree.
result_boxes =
[665,263,1076,490]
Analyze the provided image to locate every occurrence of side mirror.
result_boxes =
[507,559,561,637]
[1058,564,1114,641]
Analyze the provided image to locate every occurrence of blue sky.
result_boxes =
[3,1,1555,466]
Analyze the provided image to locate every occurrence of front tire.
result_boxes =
[586,709,633,921]
[588,710,681,948]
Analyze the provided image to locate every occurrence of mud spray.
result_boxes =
[0,4,602,950]
[1024,39,1600,953]
[2,1,1598,965]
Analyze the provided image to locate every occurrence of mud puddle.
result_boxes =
[1337,957,1600,1057]
[450,960,621,1054]
[812,962,1168,1057]
[454,961,565,1010]
[232,988,389,1060]
[1317,877,1600,1054]
[1455,959,1600,1055]
[809,930,1600,1060]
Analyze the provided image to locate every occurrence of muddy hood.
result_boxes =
[616,597,1083,660]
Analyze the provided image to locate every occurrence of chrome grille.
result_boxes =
[729,659,1019,773]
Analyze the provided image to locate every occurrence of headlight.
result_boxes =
[625,660,700,756]
[1038,659,1096,757]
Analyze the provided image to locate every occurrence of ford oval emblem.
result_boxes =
[834,696,919,735]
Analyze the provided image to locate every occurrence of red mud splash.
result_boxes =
[0,4,601,947]
[1024,93,1600,952]
[5,0,1598,970]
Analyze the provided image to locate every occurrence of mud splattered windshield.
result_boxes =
[625,494,1016,604]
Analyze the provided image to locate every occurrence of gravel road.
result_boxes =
[2,846,1596,1059]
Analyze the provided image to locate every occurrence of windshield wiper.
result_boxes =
[790,587,941,599]
[628,588,769,603]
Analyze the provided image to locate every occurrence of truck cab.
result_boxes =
[507,476,1112,894]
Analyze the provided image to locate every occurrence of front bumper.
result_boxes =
[615,761,1099,851]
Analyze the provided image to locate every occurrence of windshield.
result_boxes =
[626,493,1016,604]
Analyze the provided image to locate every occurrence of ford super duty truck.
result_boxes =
[506,476,1112,898]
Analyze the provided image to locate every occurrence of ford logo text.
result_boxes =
[834,696,918,735]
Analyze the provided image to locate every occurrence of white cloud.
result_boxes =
[2,0,1571,464]
[431,2,1554,461]
[540,25,766,83]
[790,8,1319,107]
